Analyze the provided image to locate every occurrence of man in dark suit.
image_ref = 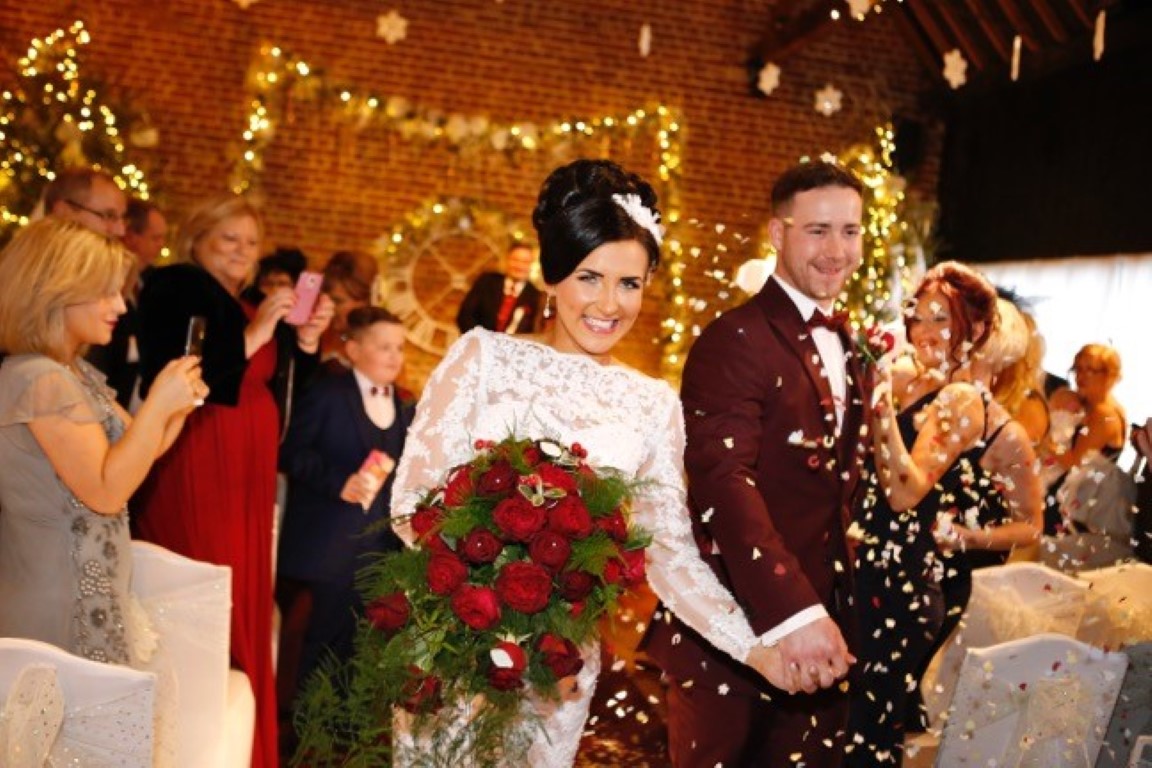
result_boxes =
[276,307,415,721]
[456,242,541,334]
[644,161,871,767]
[87,199,168,407]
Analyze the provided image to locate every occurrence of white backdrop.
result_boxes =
[979,253,1152,459]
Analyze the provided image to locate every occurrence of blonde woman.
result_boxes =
[0,218,203,664]
[134,194,332,768]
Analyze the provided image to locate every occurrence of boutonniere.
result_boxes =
[854,324,896,367]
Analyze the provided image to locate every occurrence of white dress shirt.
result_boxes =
[352,369,395,430]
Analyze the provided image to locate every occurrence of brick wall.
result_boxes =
[0,0,943,390]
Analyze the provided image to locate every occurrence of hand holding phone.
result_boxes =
[284,271,323,326]
[360,449,396,480]
[184,316,207,357]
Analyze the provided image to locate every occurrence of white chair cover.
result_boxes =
[130,540,235,768]
[935,633,1128,767]
[1077,563,1152,651]
[923,562,1089,731]
[1096,642,1152,767]
[1041,531,1136,574]
[0,637,156,767]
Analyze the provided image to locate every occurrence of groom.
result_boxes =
[645,161,870,767]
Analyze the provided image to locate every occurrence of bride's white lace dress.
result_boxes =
[390,329,762,767]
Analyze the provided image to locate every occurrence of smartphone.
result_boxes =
[184,315,207,357]
[284,271,323,326]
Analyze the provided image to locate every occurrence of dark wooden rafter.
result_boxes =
[890,3,943,74]
[998,0,1044,51]
[904,0,954,59]
[751,2,836,63]
[1066,0,1094,29]
[963,0,1012,62]
[1030,0,1070,41]
[933,0,989,69]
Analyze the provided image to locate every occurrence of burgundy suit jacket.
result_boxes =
[644,278,872,697]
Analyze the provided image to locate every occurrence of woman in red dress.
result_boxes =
[135,195,332,767]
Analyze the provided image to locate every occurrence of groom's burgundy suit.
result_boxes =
[644,277,872,767]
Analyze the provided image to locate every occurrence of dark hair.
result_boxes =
[531,159,661,285]
[257,247,308,283]
[43,168,117,212]
[323,250,378,302]
[345,306,402,340]
[910,261,998,370]
[124,199,161,235]
[770,161,864,215]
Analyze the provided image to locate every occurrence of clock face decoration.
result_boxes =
[375,198,529,356]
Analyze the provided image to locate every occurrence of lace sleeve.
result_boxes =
[390,331,486,546]
[633,389,759,664]
[0,358,101,428]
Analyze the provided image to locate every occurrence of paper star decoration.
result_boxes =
[814,84,843,116]
[943,48,968,89]
[638,23,652,57]
[846,0,873,19]
[376,10,409,45]
[757,62,781,96]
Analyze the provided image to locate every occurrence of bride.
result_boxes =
[389,159,783,766]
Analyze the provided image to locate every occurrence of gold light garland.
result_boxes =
[0,21,152,241]
[231,44,688,380]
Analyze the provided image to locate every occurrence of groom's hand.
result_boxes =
[746,644,792,691]
[776,618,854,694]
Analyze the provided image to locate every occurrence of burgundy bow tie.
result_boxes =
[807,310,848,331]
[369,385,392,398]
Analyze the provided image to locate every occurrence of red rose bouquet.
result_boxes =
[292,436,649,766]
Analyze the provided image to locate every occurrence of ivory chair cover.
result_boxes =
[1077,563,1152,651]
[923,562,1088,731]
[0,636,156,767]
[935,633,1128,767]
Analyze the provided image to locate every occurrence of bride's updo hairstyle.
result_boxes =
[532,159,662,285]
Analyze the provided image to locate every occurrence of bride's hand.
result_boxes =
[557,675,580,702]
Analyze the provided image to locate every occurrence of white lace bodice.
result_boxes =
[391,329,760,665]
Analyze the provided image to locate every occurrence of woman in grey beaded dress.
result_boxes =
[0,218,205,665]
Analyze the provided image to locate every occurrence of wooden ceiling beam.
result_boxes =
[998,0,1043,51]
[904,0,954,58]
[1067,0,1093,30]
[750,4,836,63]
[963,0,1011,62]
[933,0,989,69]
[1031,0,1070,42]
[892,4,944,74]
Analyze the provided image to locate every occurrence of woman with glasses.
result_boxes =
[1041,343,1128,535]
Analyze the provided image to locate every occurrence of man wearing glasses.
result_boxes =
[43,168,128,239]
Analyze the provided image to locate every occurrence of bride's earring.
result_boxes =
[543,294,554,320]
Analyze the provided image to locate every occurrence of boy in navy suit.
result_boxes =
[276,306,414,724]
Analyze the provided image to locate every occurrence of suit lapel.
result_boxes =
[755,280,838,440]
[340,372,377,456]
[838,328,870,499]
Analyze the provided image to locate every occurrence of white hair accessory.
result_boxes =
[611,193,665,246]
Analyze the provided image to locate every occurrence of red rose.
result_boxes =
[603,558,624,585]
[595,509,628,542]
[365,591,410,633]
[569,600,586,618]
[558,570,595,601]
[522,446,542,466]
[426,552,468,596]
[477,460,518,497]
[400,667,443,714]
[451,585,501,630]
[536,634,584,679]
[460,527,504,564]
[443,467,474,507]
[537,463,578,494]
[620,548,646,585]
[495,561,553,614]
[547,496,593,540]
[423,534,452,553]
[528,530,572,572]
[411,505,443,539]
[492,496,547,542]
[487,640,527,691]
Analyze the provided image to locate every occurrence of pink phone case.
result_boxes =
[284,271,322,326]
[360,449,395,476]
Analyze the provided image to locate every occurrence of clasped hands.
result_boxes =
[746,617,854,695]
